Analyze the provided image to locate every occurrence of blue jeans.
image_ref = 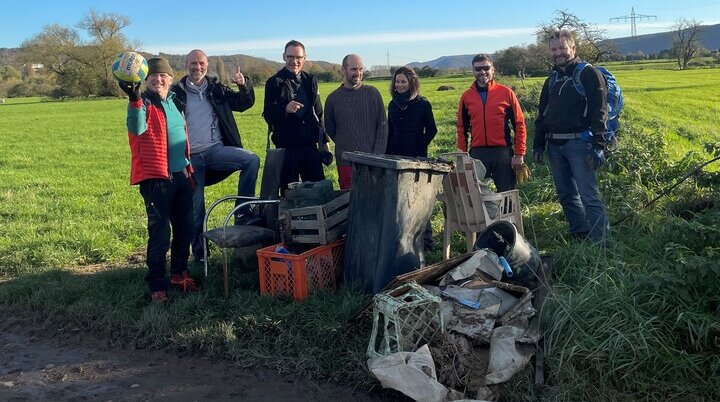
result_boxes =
[547,139,609,243]
[139,172,194,292]
[190,144,260,259]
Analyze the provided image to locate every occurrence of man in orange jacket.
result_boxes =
[457,54,527,192]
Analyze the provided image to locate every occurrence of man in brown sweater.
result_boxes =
[324,54,388,190]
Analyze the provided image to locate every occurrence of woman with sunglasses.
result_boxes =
[386,66,438,250]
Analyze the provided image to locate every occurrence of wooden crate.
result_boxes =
[280,191,350,245]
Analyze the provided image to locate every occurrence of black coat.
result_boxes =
[263,69,324,148]
[172,76,255,185]
[386,95,437,158]
[534,57,608,151]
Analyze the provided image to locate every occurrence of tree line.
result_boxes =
[0,9,712,99]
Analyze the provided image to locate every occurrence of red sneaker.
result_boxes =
[150,290,168,303]
[171,272,200,293]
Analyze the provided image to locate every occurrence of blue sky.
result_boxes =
[3,1,719,68]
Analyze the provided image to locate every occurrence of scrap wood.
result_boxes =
[361,254,474,315]
[385,253,473,291]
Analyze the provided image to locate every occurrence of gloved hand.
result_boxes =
[320,150,334,166]
[533,149,544,165]
[586,148,605,170]
[515,163,531,183]
[118,81,141,102]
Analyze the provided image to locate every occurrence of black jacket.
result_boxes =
[263,69,324,148]
[171,75,255,185]
[386,95,437,158]
[534,57,608,151]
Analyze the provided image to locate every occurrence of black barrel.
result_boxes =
[342,152,451,294]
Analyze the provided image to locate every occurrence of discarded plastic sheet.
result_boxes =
[484,287,519,317]
[440,249,502,285]
[441,286,484,309]
[485,326,535,385]
[446,290,501,343]
[498,291,536,331]
[368,344,471,402]
[474,250,504,281]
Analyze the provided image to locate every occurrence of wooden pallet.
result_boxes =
[280,191,350,245]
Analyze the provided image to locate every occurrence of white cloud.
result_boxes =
[144,27,537,56]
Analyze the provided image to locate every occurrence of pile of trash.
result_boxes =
[366,226,544,402]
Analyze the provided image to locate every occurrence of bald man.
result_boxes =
[171,49,260,263]
[324,54,387,189]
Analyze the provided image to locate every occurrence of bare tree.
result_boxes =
[78,9,132,95]
[215,57,228,84]
[20,9,134,97]
[537,10,617,64]
[20,24,81,76]
[671,19,703,69]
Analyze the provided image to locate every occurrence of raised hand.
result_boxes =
[118,81,141,102]
[232,66,245,86]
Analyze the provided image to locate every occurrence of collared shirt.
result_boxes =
[185,79,221,153]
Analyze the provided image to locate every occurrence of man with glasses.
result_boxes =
[457,54,527,192]
[264,40,331,191]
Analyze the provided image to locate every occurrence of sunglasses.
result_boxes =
[473,65,492,72]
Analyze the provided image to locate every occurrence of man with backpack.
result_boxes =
[533,29,612,244]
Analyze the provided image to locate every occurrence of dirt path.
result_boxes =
[0,320,386,402]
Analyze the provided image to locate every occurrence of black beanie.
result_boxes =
[147,57,173,77]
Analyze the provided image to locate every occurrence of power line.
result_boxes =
[610,7,657,38]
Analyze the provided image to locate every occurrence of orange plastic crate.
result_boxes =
[256,239,344,300]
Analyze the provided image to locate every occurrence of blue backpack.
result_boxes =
[551,62,624,136]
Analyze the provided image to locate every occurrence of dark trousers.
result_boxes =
[469,146,516,192]
[281,145,325,190]
[139,172,194,292]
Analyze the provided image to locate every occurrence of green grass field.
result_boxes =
[1,66,719,400]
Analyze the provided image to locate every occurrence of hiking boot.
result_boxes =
[150,290,168,304]
[171,272,200,293]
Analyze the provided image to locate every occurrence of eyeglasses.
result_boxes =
[285,55,305,61]
[473,65,492,72]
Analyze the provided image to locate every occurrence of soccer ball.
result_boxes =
[111,51,148,83]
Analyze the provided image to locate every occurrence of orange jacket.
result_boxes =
[456,81,527,155]
[127,94,192,185]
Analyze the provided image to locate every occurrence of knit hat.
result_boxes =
[146,57,173,77]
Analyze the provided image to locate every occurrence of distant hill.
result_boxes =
[609,23,720,54]
[406,24,720,69]
[0,47,339,82]
[407,54,476,70]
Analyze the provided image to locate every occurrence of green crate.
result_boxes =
[367,281,444,359]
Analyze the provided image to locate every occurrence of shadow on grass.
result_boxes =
[0,256,378,390]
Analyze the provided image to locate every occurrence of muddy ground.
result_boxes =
[0,317,392,402]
